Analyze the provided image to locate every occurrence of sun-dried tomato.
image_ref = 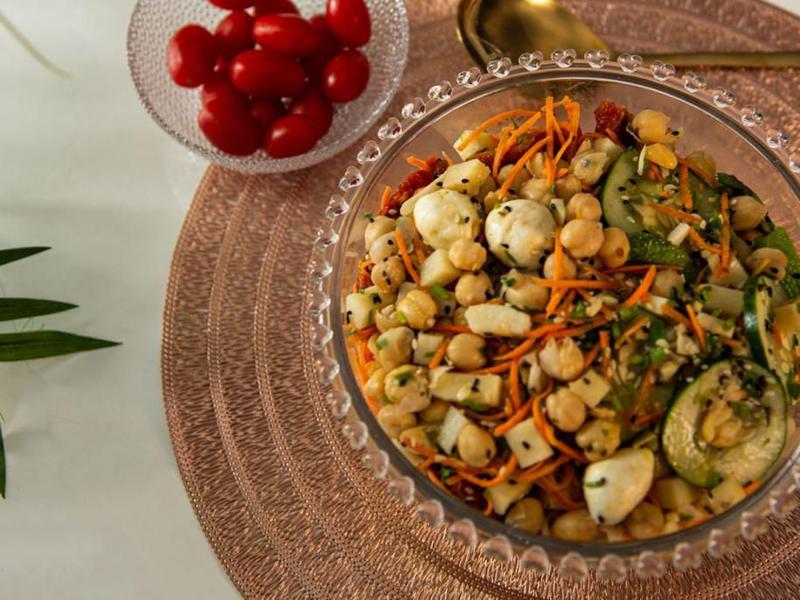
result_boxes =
[594,100,628,137]
[380,156,448,217]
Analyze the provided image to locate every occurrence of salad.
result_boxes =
[343,96,800,542]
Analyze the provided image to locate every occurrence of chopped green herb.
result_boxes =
[732,403,751,419]
[549,183,556,194]
[501,277,516,288]
[504,250,518,265]
[396,311,408,324]
[611,323,622,340]
[376,338,388,350]
[631,353,647,366]
[584,478,607,488]
[424,350,435,358]
[570,301,586,319]
[394,370,413,385]
[459,399,488,412]
[439,466,456,480]
[722,318,735,331]
[619,306,634,320]
[358,287,366,294]
[678,513,695,522]
[608,393,624,412]
[699,287,711,304]
[429,283,450,300]
[707,470,722,488]
[651,347,668,362]
[648,317,666,342]
[371,293,382,304]
[364,213,374,222]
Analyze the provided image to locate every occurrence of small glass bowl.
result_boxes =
[126,0,408,173]
[312,52,800,580]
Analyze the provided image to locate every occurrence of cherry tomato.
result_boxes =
[322,49,369,103]
[208,0,255,9]
[325,0,371,48]
[228,49,306,98]
[214,10,254,59]
[201,72,248,112]
[198,102,262,156]
[252,14,321,57]
[302,14,341,81]
[289,86,333,137]
[250,99,286,130]
[167,24,219,88]
[264,114,321,158]
[252,0,299,16]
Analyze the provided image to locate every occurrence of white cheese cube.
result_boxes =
[464,304,532,338]
[454,130,497,161]
[420,249,462,287]
[442,159,491,196]
[413,332,445,366]
[568,369,611,408]
[430,372,503,407]
[437,406,471,454]
[583,448,654,525]
[697,312,735,338]
[485,480,532,516]
[504,418,553,468]
[400,176,444,217]
[345,287,396,329]
[667,222,691,246]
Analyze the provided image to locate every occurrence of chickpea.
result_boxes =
[571,151,607,185]
[455,271,493,307]
[625,502,665,540]
[364,367,387,401]
[397,289,438,330]
[369,231,400,262]
[377,405,417,438]
[555,174,582,201]
[384,365,430,412]
[502,269,549,311]
[538,337,584,382]
[745,247,788,280]
[446,333,487,371]
[701,400,745,448]
[730,196,767,231]
[399,426,435,453]
[420,399,449,424]
[376,326,414,370]
[448,239,487,271]
[364,215,395,249]
[543,253,577,280]
[576,419,622,462]
[545,387,587,433]
[375,304,403,333]
[551,509,601,542]
[527,151,547,178]
[367,333,381,359]
[452,306,469,326]
[498,163,531,194]
[519,177,554,205]
[483,190,503,213]
[565,193,602,221]
[560,219,604,259]
[505,498,545,534]
[456,423,497,467]
[371,256,406,292]
[651,269,684,298]
[632,109,670,144]
[597,227,630,269]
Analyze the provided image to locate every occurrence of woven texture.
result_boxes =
[161,1,800,597]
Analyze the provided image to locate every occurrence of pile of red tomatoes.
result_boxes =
[167,0,371,158]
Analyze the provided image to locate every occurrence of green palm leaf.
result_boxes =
[0,298,77,322]
[0,247,50,267]
[0,331,119,361]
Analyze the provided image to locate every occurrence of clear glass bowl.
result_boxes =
[126,0,408,174]
[313,51,800,580]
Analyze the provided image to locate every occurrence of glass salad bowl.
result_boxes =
[312,51,800,580]
[127,0,408,174]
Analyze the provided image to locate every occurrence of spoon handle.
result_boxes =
[631,51,800,69]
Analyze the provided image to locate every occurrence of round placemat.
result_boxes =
[161,1,800,597]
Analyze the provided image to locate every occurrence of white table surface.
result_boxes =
[1,1,799,598]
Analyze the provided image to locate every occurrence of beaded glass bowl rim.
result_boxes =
[313,50,800,580]
[126,0,409,174]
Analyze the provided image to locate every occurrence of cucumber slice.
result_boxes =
[743,276,793,382]
[601,149,645,233]
[688,173,720,223]
[662,359,786,487]
[628,231,691,268]
[754,227,800,298]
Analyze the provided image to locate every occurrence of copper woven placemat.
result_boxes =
[161,1,800,597]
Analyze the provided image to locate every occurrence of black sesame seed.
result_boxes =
[436,181,443,187]
[444,305,452,315]
[501,243,510,249]
[461,178,469,184]
[597,515,606,524]
[583,377,590,384]
[387,239,394,246]
[618,186,626,191]
[522,440,531,449]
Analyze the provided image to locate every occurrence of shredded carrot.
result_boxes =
[359,338,373,365]
[680,158,718,188]
[498,136,551,199]
[630,364,657,419]
[492,125,514,179]
[427,468,448,492]
[379,185,393,214]
[632,409,664,429]
[550,101,580,185]
[773,323,783,348]
[428,338,450,369]
[457,454,519,488]
[681,513,712,529]
[548,316,608,340]
[582,341,603,371]
[685,304,706,350]
[395,230,421,286]
[430,324,473,334]
[412,231,426,265]
[614,316,650,349]
[687,228,722,255]
[517,454,572,484]
[471,362,512,375]
[455,109,540,151]
[441,151,454,166]
[679,162,692,210]
[545,227,565,315]
[556,167,569,178]
[602,263,681,275]
[544,96,555,158]
[651,203,702,224]
[604,127,621,146]
[493,385,550,437]
[540,479,585,510]
[346,325,378,344]
[531,277,622,290]
[661,304,692,329]
[508,357,522,410]
[531,387,587,463]
[624,265,657,308]
[744,480,761,495]
[580,264,610,280]
[719,336,742,349]
[553,463,576,491]
[493,323,566,361]
[364,394,381,413]
[717,192,731,276]
[483,499,494,515]
[406,155,431,171]
[494,112,543,175]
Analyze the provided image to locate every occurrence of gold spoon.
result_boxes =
[458,0,800,69]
